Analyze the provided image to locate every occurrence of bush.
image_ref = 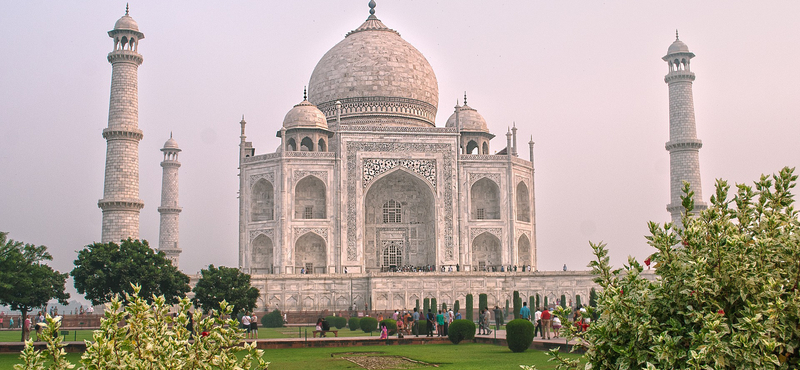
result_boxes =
[15,286,267,369]
[360,317,378,333]
[506,319,535,352]
[448,319,476,344]
[379,319,397,336]
[513,291,521,319]
[334,316,347,329]
[547,168,800,369]
[478,294,487,312]
[261,309,283,328]
[454,300,460,314]
[348,317,361,331]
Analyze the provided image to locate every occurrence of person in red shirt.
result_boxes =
[540,308,552,340]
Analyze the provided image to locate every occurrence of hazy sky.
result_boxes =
[1,1,798,303]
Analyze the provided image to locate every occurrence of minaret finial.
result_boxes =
[170,131,173,139]
[675,29,679,40]
[369,0,376,15]
[125,3,129,15]
[464,91,467,106]
[303,86,307,101]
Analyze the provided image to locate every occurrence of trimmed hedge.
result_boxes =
[506,319,535,352]
[466,294,474,322]
[261,309,283,328]
[454,300,460,314]
[335,316,347,329]
[360,317,378,333]
[348,317,361,331]
[379,319,397,336]
[448,319,476,344]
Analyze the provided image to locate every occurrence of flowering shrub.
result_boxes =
[15,285,268,370]
[524,167,800,369]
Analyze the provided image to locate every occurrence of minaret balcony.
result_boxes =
[98,199,145,211]
[103,128,144,141]
[665,139,702,151]
[107,51,143,64]
[157,206,182,213]
[664,71,696,83]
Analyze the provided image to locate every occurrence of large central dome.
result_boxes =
[307,4,438,127]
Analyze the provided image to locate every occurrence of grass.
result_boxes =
[0,342,581,369]
[0,325,379,343]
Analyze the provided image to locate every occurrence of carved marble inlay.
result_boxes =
[363,158,436,189]
[249,229,274,242]
[470,228,503,243]
[469,172,501,187]
[293,170,328,184]
[347,142,455,262]
[515,175,529,189]
[515,228,531,241]
[249,172,275,187]
[294,227,329,244]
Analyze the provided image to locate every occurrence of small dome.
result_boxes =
[667,39,689,54]
[163,136,179,150]
[446,105,488,133]
[114,14,139,32]
[283,100,328,130]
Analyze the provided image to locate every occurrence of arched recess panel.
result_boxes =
[252,234,274,274]
[471,232,501,270]
[295,232,326,273]
[318,138,327,152]
[471,178,501,220]
[516,181,530,222]
[364,169,436,269]
[300,137,314,151]
[287,138,297,151]
[517,234,531,267]
[482,142,489,154]
[466,140,479,154]
[251,179,274,222]
[294,176,326,219]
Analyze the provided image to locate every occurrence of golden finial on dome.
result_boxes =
[125,3,129,16]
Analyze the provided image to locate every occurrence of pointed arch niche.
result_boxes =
[294,176,326,219]
[295,232,326,273]
[517,233,531,267]
[251,179,274,222]
[471,232,501,271]
[471,178,501,220]
[252,234,274,274]
[516,181,530,222]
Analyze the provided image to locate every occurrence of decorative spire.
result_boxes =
[125,3,129,16]
[369,0,376,15]
[463,91,468,106]
[170,131,173,139]
[303,86,307,101]
[675,29,679,40]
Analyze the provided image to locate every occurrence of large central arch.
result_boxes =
[364,169,436,271]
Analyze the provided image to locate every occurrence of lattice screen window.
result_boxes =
[305,263,313,273]
[382,199,402,223]
[477,208,485,220]
[383,244,402,267]
[304,206,313,219]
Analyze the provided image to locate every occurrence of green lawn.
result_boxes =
[0,342,581,369]
[0,325,394,343]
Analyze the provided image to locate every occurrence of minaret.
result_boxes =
[663,31,707,225]
[158,134,182,266]
[99,6,145,243]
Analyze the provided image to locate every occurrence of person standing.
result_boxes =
[241,313,251,339]
[250,313,259,339]
[482,308,493,335]
[426,309,434,337]
[23,316,31,341]
[541,307,552,340]
[493,305,504,332]
[533,307,542,338]
[412,307,420,337]
[436,310,444,336]
[520,302,531,320]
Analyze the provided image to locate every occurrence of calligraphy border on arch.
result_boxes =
[469,172,501,187]
[347,142,454,262]
[249,228,274,242]
[362,158,436,189]
[470,227,503,243]
[249,172,275,188]
[294,227,329,244]
[293,170,328,186]
[515,228,531,241]
[515,175,530,189]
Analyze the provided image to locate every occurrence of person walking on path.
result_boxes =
[533,307,542,338]
[493,305,504,331]
[482,308,493,335]
[541,307,552,340]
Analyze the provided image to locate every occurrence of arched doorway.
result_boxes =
[295,232,326,273]
[471,178,501,220]
[516,181,530,222]
[252,234,274,274]
[472,232,501,271]
[364,169,436,271]
[518,234,531,268]
[295,176,326,219]
[251,179,274,222]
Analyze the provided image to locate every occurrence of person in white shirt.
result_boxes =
[241,314,252,339]
[533,308,542,338]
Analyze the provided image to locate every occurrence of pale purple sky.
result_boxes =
[1,1,798,303]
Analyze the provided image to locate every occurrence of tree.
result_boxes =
[479,293,487,311]
[513,291,521,319]
[431,298,437,314]
[546,168,800,370]
[466,294,474,321]
[535,293,540,310]
[588,287,597,307]
[192,265,260,315]
[423,298,430,314]
[575,294,582,309]
[454,300,460,314]
[0,232,70,342]
[560,294,566,309]
[71,239,189,305]
[15,286,267,369]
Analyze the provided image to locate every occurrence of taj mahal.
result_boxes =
[98,2,701,311]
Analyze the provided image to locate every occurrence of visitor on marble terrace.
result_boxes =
[375,264,533,273]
